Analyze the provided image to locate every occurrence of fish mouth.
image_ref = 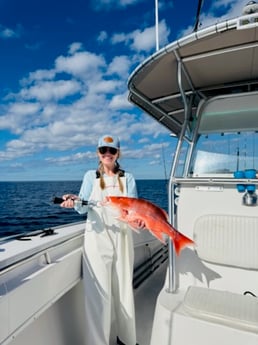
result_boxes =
[105,196,116,202]
[104,196,117,203]
[102,196,118,206]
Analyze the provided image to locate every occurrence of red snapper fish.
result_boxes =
[105,196,194,255]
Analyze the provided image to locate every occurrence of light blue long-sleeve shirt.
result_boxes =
[74,170,138,214]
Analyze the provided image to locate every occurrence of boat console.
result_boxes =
[128,8,258,345]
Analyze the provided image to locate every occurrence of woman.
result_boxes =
[61,134,143,345]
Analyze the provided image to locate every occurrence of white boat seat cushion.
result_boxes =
[183,286,258,332]
[193,214,258,269]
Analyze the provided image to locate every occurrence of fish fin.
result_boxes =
[115,217,141,233]
[127,219,143,233]
[172,231,195,256]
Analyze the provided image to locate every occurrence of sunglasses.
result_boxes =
[98,146,118,155]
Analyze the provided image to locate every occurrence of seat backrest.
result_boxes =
[194,214,258,269]
[175,184,258,295]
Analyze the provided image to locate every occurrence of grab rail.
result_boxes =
[172,177,258,185]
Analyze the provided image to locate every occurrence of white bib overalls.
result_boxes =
[82,175,136,345]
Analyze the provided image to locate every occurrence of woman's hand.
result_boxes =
[60,194,79,208]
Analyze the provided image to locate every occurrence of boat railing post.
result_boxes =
[167,175,176,293]
[167,51,191,293]
[167,137,184,293]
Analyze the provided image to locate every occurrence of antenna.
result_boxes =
[155,0,159,51]
[193,0,204,32]
[161,144,168,181]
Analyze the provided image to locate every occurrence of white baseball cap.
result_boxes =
[98,135,120,149]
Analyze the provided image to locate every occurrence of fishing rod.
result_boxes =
[52,196,99,207]
[52,196,87,205]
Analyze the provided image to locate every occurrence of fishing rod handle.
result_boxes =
[52,196,88,206]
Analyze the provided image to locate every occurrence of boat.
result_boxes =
[1,2,258,345]
[127,1,258,344]
[0,221,167,345]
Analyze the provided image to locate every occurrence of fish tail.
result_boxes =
[172,231,195,256]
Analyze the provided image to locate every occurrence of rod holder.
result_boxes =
[242,191,257,206]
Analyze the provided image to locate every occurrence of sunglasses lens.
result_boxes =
[109,147,118,155]
[99,147,106,154]
[99,147,118,155]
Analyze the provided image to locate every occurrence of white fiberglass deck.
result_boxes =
[135,262,167,345]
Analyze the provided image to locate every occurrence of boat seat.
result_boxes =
[182,286,258,332]
[150,284,258,345]
[150,214,258,344]
[194,214,258,269]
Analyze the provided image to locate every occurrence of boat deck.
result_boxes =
[134,262,167,345]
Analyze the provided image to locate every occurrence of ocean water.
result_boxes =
[0,180,168,237]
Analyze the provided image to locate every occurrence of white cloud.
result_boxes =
[97,31,108,42]
[0,24,22,39]
[21,69,56,86]
[109,91,132,109]
[0,102,41,134]
[55,51,106,78]
[0,138,39,161]
[46,151,96,165]
[68,42,84,54]
[107,55,131,77]
[0,30,171,168]
[91,0,141,10]
[19,80,82,102]
[9,102,40,116]
[95,80,123,95]
[131,27,155,51]
[111,32,126,45]
[111,19,170,52]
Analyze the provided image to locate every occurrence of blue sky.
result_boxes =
[0,0,248,181]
